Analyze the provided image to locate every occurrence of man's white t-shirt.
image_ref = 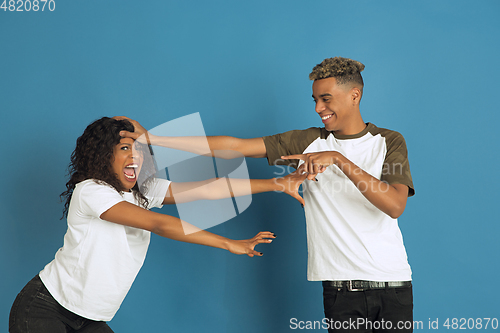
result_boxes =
[39,178,171,321]
[263,123,414,282]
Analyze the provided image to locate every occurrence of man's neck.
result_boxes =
[333,115,366,136]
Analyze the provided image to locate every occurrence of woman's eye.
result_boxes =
[121,146,129,150]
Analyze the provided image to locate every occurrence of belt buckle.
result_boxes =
[348,280,364,292]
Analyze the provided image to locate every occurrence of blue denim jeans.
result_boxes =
[323,283,413,332]
[9,275,114,333]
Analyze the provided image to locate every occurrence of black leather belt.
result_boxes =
[323,280,412,291]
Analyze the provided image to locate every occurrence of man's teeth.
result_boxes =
[322,115,332,120]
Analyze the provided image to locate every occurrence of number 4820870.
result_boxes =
[1,0,55,11]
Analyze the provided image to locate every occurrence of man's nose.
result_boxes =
[315,101,324,113]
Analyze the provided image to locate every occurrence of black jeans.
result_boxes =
[323,283,413,332]
[9,275,114,333]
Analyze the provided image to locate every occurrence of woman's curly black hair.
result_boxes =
[60,117,152,218]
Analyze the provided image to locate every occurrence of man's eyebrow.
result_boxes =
[312,93,332,99]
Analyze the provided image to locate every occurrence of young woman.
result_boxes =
[9,117,306,333]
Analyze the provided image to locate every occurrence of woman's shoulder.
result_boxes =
[70,179,125,217]
[73,179,118,197]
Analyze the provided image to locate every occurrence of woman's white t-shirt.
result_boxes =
[39,178,171,321]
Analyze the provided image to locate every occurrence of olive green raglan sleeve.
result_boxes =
[262,127,325,169]
[381,131,415,197]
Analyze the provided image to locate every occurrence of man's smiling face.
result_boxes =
[312,77,359,134]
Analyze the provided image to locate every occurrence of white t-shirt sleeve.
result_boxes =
[77,178,171,218]
[78,181,126,218]
[145,178,171,209]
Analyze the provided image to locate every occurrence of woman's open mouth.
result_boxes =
[123,163,138,181]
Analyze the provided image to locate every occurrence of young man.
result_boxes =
[120,57,415,332]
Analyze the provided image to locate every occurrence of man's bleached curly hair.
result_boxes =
[309,57,365,88]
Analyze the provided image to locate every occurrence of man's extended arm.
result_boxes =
[115,116,267,158]
[156,135,267,159]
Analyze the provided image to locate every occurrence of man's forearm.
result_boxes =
[149,135,267,158]
[334,154,408,219]
[117,117,267,158]
[149,135,219,156]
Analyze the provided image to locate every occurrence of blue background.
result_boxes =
[1,0,499,332]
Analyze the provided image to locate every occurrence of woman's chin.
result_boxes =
[121,178,137,191]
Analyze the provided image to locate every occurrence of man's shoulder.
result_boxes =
[367,123,406,144]
[262,127,330,165]
[267,127,329,141]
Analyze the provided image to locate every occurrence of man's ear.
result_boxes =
[351,87,362,106]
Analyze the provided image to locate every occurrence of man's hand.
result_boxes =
[282,151,341,180]
[274,165,308,206]
[113,116,151,144]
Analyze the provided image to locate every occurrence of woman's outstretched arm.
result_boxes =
[100,202,275,257]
